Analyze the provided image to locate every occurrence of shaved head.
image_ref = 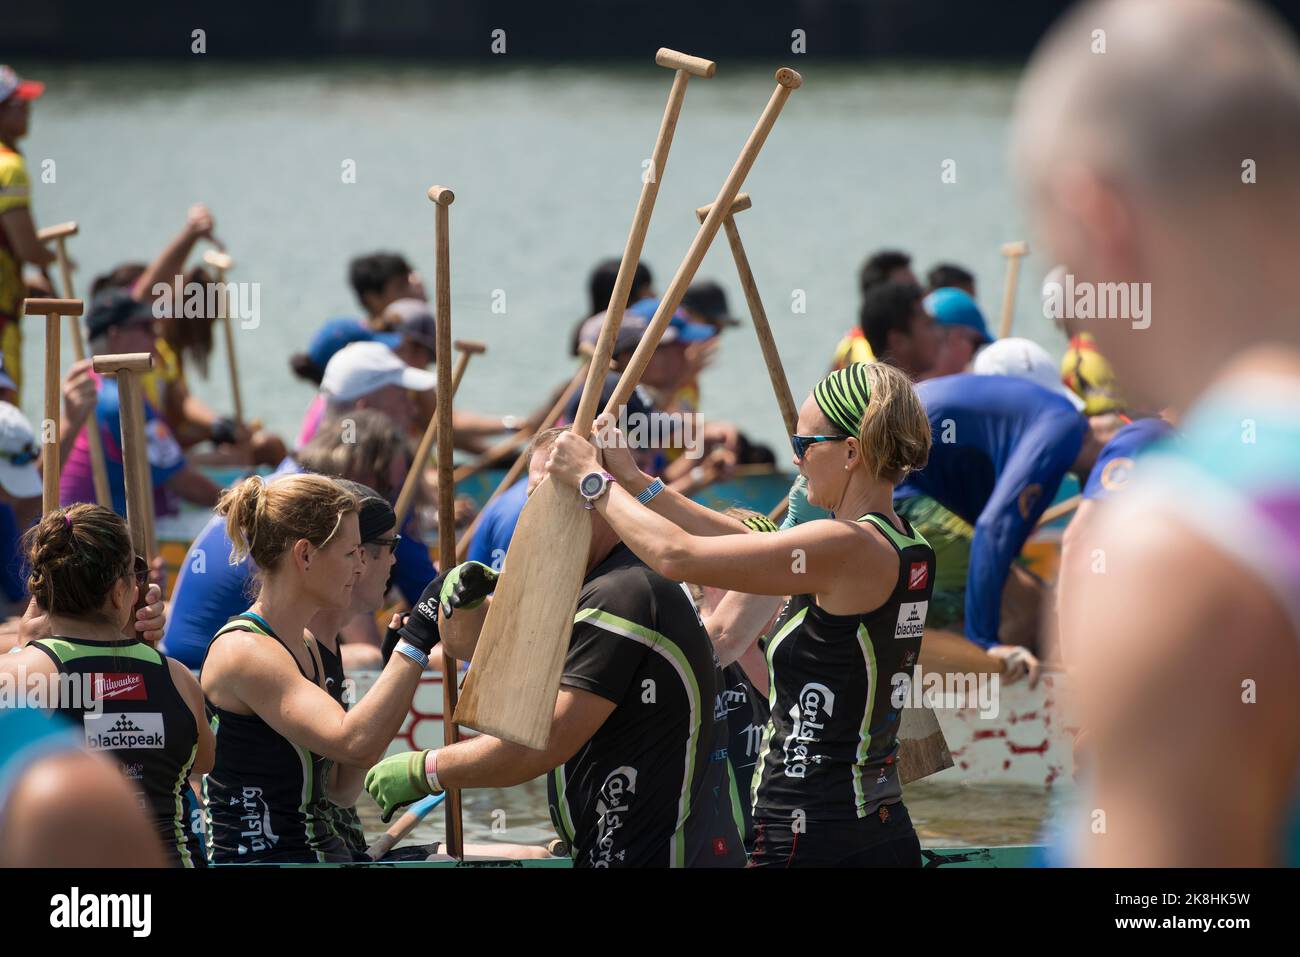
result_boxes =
[1013,0,1300,410]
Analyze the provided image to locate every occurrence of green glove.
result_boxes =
[781,474,831,529]
[365,750,439,822]
[438,561,500,617]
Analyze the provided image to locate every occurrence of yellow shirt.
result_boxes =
[830,328,874,371]
[141,336,185,410]
[0,146,30,389]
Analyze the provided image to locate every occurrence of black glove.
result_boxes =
[380,613,409,666]
[210,416,239,446]
[396,578,444,657]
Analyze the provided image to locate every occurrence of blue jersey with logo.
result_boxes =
[466,476,527,572]
[895,374,1086,648]
[1081,417,1174,501]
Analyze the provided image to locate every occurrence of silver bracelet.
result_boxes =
[636,477,665,505]
[394,640,429,670]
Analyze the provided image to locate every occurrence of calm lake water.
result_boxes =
[23,61,1064,852]
[20,60,1054,457]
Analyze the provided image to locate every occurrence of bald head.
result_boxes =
[1015,0,1300,203]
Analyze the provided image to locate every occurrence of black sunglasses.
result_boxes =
[364,534,402,556]
[790,433,849,459]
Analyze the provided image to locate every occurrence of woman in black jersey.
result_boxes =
[0,504,214,867]
[547,361,935,867]
[199,473,427,864]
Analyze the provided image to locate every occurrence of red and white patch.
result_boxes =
[93,672,146,701]
[908,562,929,591]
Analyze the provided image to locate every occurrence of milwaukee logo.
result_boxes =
[93,672,146,701]
[908,562,928,591]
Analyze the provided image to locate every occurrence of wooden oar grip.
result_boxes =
[1000,240,1029,257]
[92,353,154,375]
[37,221,78,242]
[655,48,716,77]
[427,185,455,206]
[695,193,752,222]
[22,298,83,317]
[776,67,803,89]
[453,339,487,355]
[202,249,234,271]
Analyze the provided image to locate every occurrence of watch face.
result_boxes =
[580,473,604,497]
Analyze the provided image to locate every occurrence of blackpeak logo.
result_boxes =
[1041,272,1152,330]
[84,712,165,751]
[49,887,152,938]
[593,407,705,459]
[151,275,261,329]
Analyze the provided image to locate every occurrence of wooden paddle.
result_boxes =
[1036,493,1081,528]
[37,222,114,508]
[90,353,157,564]
[365,791,445,860]
[22,298,82,515]
[201,249,245,428]
[997,241,1029,340]
[453,355,594,564]
[424,185,465,859]
[392,338,484,530]
[456,67,801,750]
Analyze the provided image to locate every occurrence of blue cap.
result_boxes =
[307,318,399,371]
[924,287,993,344]
[627,298,715,345]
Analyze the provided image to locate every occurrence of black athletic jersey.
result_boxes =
[721,661,769,845]
[315,636,367,857]
[202,613,351,864]
[753,513,936,825]
[547,544,745,868]
[31,636,204,867]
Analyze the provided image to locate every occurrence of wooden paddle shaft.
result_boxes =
[43,314,61,516]
[453,357,592,563]
[605,68,802,418]
[696,193,799,435]
[391,343,477,530]
[92,354,156,562]
[203,252,245,427]
[45,227,113,509]
[569,49,715,436]
[998,241,1028,340]
[427,185,464,860]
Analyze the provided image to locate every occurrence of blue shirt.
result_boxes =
[466,477,528,572]
[1081,417,1174,501]
[162,460,438,668]
[0,504,24,603]
[895,374,1087,648]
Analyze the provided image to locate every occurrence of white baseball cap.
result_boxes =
[0,402,42,499]
[972,337,1087,411]
[320,341,436,402]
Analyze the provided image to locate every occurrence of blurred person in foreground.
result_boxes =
[1015,0,1300,865]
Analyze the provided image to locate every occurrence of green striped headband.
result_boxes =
[813,363,872,437]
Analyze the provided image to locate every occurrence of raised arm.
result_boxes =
[132,203,214,302]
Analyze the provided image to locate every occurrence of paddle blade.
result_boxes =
[454,478,593,749]
[896,705,954,785]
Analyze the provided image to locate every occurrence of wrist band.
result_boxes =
[636,477,665,505]
[394,639,429,670]
[424,749,442,793]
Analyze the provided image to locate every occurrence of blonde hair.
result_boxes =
[856,362,931,484]
[217,473,359,572]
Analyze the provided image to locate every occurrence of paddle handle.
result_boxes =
[42,313,61,516]
[454,356,592,563]
[604,69,801,418]
[366,792,446,860]
[998,242,1028,340]
[213,266,246,426]
[569,52,712,436]
[393,347,473,530]
[111,365,158,564]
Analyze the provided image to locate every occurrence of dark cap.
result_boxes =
[86,289,157,341]
[681,280,741,327]
[335,479,398,541]
[382,298,437,356]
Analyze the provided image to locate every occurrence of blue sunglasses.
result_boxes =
[790,433,849,459]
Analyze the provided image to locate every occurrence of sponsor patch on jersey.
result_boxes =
[84,711,165,751]
[894,601,928,640]
[93,672,146,701]
[908,562,929,591]
[1100,456,1134,492]
[1018,483,1044,520]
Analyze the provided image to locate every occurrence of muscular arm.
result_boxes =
[704,590,784,668]
[1055,497,1099,666]
[0,207,56,267]
[168,658,215,775]
[164,465,222,507]
[435,685,617,789]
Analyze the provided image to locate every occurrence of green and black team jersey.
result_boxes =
[202,613,351,864]
[30,636,205,868]
[315,637,368,857]
[547,544,745,868]
[721,660,769,845]
[753,513,936,825]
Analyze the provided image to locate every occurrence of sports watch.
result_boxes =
[579,470,615,509]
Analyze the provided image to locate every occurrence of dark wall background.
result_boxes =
[9,0,1300,62]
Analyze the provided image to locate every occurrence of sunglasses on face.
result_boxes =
[364,534,402,557]
[790,433,849,460]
